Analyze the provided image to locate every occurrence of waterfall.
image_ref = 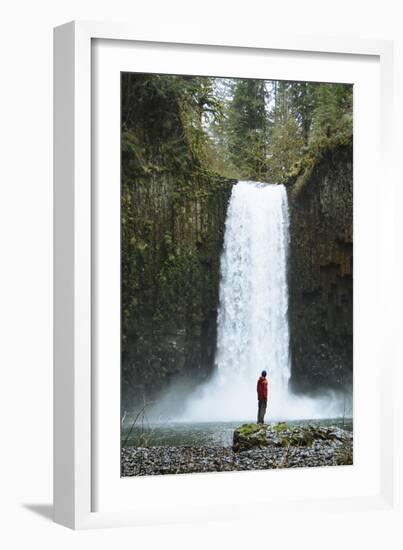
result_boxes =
[215,181,290,411]
[182,181,344,422]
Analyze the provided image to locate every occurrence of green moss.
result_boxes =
[233,424,264,447]
[237,423,265,437]
[273,422,289,432]
[288,141,352,199]
[290,161,316,198]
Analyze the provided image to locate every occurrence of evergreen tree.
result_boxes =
[226,79,269,180]
[266,81,305,182]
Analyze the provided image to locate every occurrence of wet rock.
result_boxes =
[233,422,352,453]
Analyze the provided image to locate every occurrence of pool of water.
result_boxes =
[121,418,353,448]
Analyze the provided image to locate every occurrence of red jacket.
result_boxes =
[257,376,268,401]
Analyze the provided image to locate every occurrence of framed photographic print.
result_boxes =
[118,74,355,473]
[54,21,396,530]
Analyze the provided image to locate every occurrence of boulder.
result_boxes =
[233,422,351,452]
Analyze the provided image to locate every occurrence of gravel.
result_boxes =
[121,434,353,476]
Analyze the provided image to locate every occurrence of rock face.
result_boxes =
[287,145,353,393]
[122,172,234,410]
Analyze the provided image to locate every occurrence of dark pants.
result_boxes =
[257,399,267,424]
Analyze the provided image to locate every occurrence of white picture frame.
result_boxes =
[54,20,397,530]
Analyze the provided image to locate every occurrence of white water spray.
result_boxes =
[182,181,347,422]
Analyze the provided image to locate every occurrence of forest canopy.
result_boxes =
[122,74,353,184]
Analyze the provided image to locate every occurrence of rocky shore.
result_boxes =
[121,423,353,476]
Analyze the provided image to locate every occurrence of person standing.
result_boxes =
[257,370,268,424]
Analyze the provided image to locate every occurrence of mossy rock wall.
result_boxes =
[122,170,234,408]
[287,144,353,393]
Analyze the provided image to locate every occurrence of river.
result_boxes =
[122,418,353,448]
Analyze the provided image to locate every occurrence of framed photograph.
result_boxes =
[54,21,396,529]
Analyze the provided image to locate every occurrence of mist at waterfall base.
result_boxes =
[169,181,351,424]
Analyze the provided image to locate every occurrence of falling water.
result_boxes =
[182,181,346,422]
[216,181,290,411]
